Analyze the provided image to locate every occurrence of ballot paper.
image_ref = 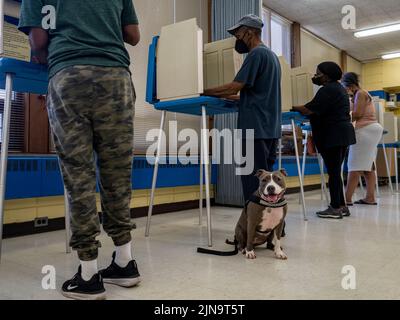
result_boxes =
[279,56,293,112]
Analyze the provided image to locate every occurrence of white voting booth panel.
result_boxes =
[1,0,30,62]
[4,0,19,17]
[157,18,204,101]
[203,37,243,89]
[382,112,398,143]
[279,56,292,112]
[373,98,386,125]
[291,66,318,106]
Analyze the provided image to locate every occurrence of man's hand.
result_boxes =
[292,105,313,116]
[203,81,245,98]
[29,28,49,64]
[224,95,240,101]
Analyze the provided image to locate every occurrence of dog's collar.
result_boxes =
[248,194,287,208]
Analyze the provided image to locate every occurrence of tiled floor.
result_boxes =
[0,188,399,300]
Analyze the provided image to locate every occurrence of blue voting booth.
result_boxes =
[0,0,50,261]
[145,36,239,247]
[144,36,308,248]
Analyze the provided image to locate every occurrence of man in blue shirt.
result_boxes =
[204,15,282,202]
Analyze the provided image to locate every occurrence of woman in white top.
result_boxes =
[342,72,384,205]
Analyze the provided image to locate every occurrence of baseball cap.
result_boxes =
[227,14,264,35]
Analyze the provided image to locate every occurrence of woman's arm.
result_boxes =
[352,90,369,122]
[292,105,313,116]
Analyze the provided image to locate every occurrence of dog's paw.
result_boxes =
[275,250,287,260]
[245,250,256,259]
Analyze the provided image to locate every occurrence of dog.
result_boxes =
[198,169,288,260]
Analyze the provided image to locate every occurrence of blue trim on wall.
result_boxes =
[369,90,389,100]
[4,155,324,200]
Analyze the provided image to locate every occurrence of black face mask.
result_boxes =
[235,39,249,54]
[235,33,250,54]
[312,75,324,86]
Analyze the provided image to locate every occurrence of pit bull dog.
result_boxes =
[198,169,288,260]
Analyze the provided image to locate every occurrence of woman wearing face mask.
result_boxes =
[341,72,383,206]
[293,62,356,219]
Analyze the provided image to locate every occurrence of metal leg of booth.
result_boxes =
[341,163,346,206]
[199,115,203,225]
[201,106,212,247]
[299,130,308,204]
[278,139,282,170]
[145,110,166,237]
[64,188,71,254]
[0,73,13,262]
[395,148,399,193]
[292,120,307,221]
[382,143,394,195]
[317,153,330,205]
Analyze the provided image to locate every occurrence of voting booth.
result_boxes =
[145,19,309,249]
[0,0,49,262]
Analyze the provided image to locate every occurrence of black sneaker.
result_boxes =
[62,266,106,300]
[99,252,141,288]
[316,206,343,219]
[341,207,351,217]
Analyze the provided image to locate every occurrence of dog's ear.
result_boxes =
[279,168,288,177]
[255,169,267,178]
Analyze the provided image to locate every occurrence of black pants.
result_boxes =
[320,146,348,209]
[241,139,278,202]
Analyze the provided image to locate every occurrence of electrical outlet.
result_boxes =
[34,217,49,228]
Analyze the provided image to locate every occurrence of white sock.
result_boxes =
[80,259,98,281]
[115,241,133,268]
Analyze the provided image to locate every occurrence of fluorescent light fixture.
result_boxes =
[354,23,400,38]
[382,52,400,60]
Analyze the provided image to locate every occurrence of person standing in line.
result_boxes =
[342,72,383,206]
[293,62,356,219]
[19,0,141,300]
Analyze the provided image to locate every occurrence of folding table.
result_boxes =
[0,58,48,262]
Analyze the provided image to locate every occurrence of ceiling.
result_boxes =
[263,0,400,62]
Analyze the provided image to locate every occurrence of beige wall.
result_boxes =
[362,58,400,92]
[346,55,363,76]
[300,29,341,74]
[126,0,209,152]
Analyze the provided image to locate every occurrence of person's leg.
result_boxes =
[266,139,279,172]
[47,67,105,299]
[241,139,268,202]
[338,147,348,207]
[346,171,361,203]
[363,170,377,203]
[92,68,136,268]
[320,147,344,209]
[47,68,101,265]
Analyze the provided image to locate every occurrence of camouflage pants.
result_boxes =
[47,65,136,261]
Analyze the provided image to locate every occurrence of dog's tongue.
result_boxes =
[267,194,279,203]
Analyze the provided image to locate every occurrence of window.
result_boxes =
[262,8,292,65]
[0,90,25,152]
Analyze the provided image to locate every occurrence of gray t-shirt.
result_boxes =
[234,44,282,139]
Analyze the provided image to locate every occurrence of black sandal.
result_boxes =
[354,199,377,205]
